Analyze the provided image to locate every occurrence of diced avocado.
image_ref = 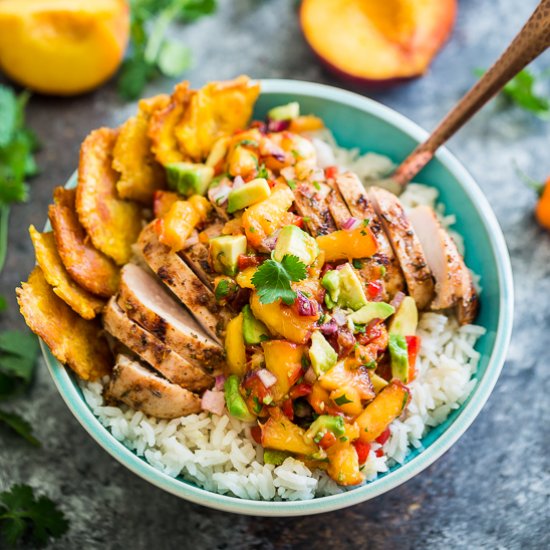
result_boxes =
[242,304,270,345]
[166,162,214,197]
[321,264,368,311]
[263,449,290,465]
[268,102,300,121]
[273,225,319,266]
[210,235,247,276]
[227,178,271,213]
[349,302,395,324]
[305,414,345,442]
[388,333,409,383]
[224,375,255,422]
[370,373,389,394]
[309,331,338,377]
[388,296,418,336]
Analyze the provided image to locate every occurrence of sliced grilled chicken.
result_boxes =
[107,354,201,418]
[293,182,337,236]
[103,298,214,392]
[409,205,478,324]
[138,222,231,342]
[369,187,434,310]
[179,217,224,290]
[335,172,405,298]
[118,264,224,371]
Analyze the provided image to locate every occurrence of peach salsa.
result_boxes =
[18,77,484,499]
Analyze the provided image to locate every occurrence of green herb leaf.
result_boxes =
[0,484,69,547]
[0,296,6,313]
[333,394,353,406]
[158,40,192,76]
[252,254,307,305]
[176,0,217,21]
[257,163,269,179]
[0,409,40,446]
[0,86,17,148]
[0,331,39,399]
[214,278,236,301]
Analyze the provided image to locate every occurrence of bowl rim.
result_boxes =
[42,78,514,517]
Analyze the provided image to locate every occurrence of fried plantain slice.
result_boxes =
[148,82,194,166]
[29,225,105,320]
[17,267,112,381]
[76,127,143,265]
[148,76,260,165]
[112,94,170,204]
[49,187,120,298]
[175,76,260,162]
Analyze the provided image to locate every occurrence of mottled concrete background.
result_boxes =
[1,1,549,548]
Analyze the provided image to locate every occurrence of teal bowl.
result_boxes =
[42,79,513,516]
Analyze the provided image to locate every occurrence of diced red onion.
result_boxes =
[342,217,361,230]
[332,308,347,326]
[261,230,280,252]
[214,375,226,391]
[261,140,286,162]
[257,369,277,388]
[201,390,225,415]
[320,319,338,335]
[390,291,406,310]
[295,291,318,317]
[303,367,317,384]
[208,183,231,207]
[233,175,245,190]
[183,230,199,249]
[267,119,291,132]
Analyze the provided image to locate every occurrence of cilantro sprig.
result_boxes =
[475,67,549,119]
[118,0,217,100]
[251,254,307,305]
[0,485,69,548]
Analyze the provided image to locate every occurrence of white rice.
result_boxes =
[81,139,486,501]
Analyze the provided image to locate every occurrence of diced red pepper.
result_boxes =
[405,335,421,382]
[250,425,262,444]
[318,431,337,450]
[281,398,294,421]
[289,383,312,399]
[353,440,371,464]
[375,426,391,446]
[375,448,385,458]
[290,215,304,229]
[237,254,263,270]
[366,280,384,300]
[325,166,339,180]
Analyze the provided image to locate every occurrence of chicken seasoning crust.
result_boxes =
[18,77,481,494]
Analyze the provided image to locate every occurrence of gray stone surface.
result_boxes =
[1,0,549,548]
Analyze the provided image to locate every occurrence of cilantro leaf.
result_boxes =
[0,409,40,446]
[333,394,353,406]
[0,86,17,148]
[0,485,69,548]
[157,40,192,77]
[0,331,39,399]
[252,254,307,305]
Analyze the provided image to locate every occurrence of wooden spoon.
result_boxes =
[392,0,550,189]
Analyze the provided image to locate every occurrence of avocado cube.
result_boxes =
[309,331,337,377]
[268,102,300,121]
[273,225,319,266]
[242,304,270,345]
[321,263,368,311]
[388,296,418,336]
[227,178,271,213]
[210,235,247,276]
[166,162,214,197]
[388,334,409,383]
[349,302,395,325]
[305,414,345,442]
[263,449,290,465]
[224,375,255,421]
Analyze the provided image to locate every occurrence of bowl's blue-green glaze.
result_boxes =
[42,80,513,516]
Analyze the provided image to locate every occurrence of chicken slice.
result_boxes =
[118,264,225,372]
[138,222,231,342]
[293,182,337,236]
[369,187,434,310]
[103,298,214,392]
[107,354,202,418]
[335,172,405,298]
[408,205,478,324]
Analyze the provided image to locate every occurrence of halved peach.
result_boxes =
[300,0,457,86]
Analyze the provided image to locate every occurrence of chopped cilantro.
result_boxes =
[257,163,269,179]
[312,181,321,191]
[363,218,370,226]
[291,149,299,159]
[286,179,296,190]
[214,279,236,301]
[238,139,259,148]
[379,266,387,277]
[364,360,377,369]
[251,254,307,305]
[248,226,256,233]
[333,394,353,406]
[352,259,363,269]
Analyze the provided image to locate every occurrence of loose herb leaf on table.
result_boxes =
[0,409,40,447]
[118,0,217,100]
[252,254,307,305]
[0,485,69,548]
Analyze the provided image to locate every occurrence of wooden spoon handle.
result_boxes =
[393,0,550,188]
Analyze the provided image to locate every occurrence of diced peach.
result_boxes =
[326,441,364,486]
[319,360,375,401]
[261,413,319,456]
[153,190,179,219]
[316,226,377,261]
[356,380,410,442]
[263,340,306,401]
[330,386,363,417]
[250,292,318,344]
[289,115,325,133]
[225,313,246,376]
